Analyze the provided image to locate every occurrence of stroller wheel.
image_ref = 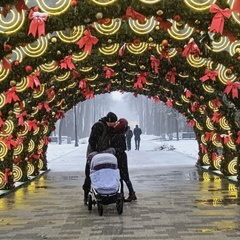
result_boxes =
[116,194,123,215]
[97,202,103,216]
[88,195,92,211]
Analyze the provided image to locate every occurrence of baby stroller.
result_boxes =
[87,153,123,216]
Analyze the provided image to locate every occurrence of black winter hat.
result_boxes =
[106,112,118,122]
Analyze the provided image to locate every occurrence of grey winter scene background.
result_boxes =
[52,91,194,142]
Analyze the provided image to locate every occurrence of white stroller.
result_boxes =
[87,153,123,216]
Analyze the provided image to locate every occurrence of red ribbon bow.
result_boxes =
[165,98,173,107]
[185,89,192,98]
[209,4,231,34]
[211,112,222,123]
[60,56,75,70]
[2,57,12,71]
[134,72,149,89]
[150,55,160,74]
[211,98,222,108]
[78,78,87,89]
[4,168,11,183]
[15,0,29,14]
[200,68,218,82]
[205,132,214,141]
[153,96,160,103]
[72,70,81,82]
[182,38,200,58]
[81,88,94,99]
[45,87,55,99]
[37,101,51,112]
[118,43,131,56]
[232,0,240,14]
[190,102,199,112]
[16,111,27,126]
[77,29,99,55]
[5,87,20,103]
[125,7,146,24]
[27,119,38,131]
[212,152,218,161]
[222,135,231,144]
[55,111,65,119]
[28,71,41,89]
[200,144,207,154]
[28,8,48,38]
[187,119,195,127]
[236,131,240,144]
[3,135,17,150]
[43,136,50,145]
[224,80,240,99]
[103,66,115,79]
[165,68,177,84]
[16,136,24,145]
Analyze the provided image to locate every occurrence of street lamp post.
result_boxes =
[74,105,79,147]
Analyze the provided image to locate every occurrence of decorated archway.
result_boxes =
[0,0,240,190]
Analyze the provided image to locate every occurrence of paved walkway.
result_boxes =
[1,151,240,239]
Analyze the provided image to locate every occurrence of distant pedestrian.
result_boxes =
[133,124,142,150]
[125,126,133,151]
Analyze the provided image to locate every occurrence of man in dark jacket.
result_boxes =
[83,112,118,204]
[133,124,142,150]
[125,126,133,151]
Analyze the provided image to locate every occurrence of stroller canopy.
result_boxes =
[90,153,118,171]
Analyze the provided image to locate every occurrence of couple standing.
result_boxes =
[83,112,137,204]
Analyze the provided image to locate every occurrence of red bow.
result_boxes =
[15,0,29,14]
[134,72,149,89]
[81,88,94,99]
[236,131,240,144]
[60,56,75,70]
[191,102,199,112]
[16,136,24,145]
[55,111,65,119]
[37,101,51,112]
[212,152,217,161]
[16,111,27,126]
[150,55,160,74]
[45,87,55,99]
[14,156,22,165]
[27,119,38,131]
[185,89,192,98]
[3,135,17,150]
[153,96,160,103]
[43,136,50,145]
[165,98,173,107]
[211,112,222,123]
[187,119,195,127]
[105,83,111,92]
[211,98,222,108]
[3,168,11,183]
[78,78,87,89]
[200,68,218,82]
[103,66,115,78]
[72,70,81,82]
[2,57,12,71]
[209,4,231,34]
[222,135,231,144]
[205,132,214,141]
[5,87,20,103]
[77,29,99,55]
[28,9,48,38]
[182,38,200,58]
[0,111,4,127]
[224,80,240,99]
[28,71,40,89]
[232,0,240,14]
[125,7,146,24]
[200,144,207,154]
[165,68,177,84]
[118,43,131,56]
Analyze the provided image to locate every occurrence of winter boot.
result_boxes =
[125,192,137,202]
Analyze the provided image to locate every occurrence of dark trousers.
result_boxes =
[135,138,140,150]
[126,138,131,150]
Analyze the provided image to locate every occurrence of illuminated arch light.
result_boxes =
[38,140,44,150]
[0,66,10,82]
[156,46,177,58]
[94,18,122,35]
[226,138,236,150]
[18,122,28,136]
[211,36,230,53]
[208,100,218,110]
[87,74,99,82]
[21,37,48,58]
[27,162,35,176]
[13,101,26,114]
[16,77,28,92]
[13,164,23,182]
[202,84,214,94]
[0,172,6,189]
[167,20,195,40]
[206,117,214,131]
[229,41,240,56]
[219,116,231,130]
[184,0,216,11]
[79,67,93,72]
[57,26,84,43]
[38,0,71,16]
[68,82,77,89]
[129,16,158,35]
[0,141,8,159]
[175,101,182,106]
[48,95,55,103]
[181,94,190,103]
[72,51,88,62]
[139,0,161,3]
[216,64,236,85]
[227,157,237,175]
[91,0,117,5]
[39,61,58,72]
[99,43,120,55]
[126,42,148,54]
[187,54,207,68]
[55,72,71,82]
[195,121,203,130]
[43,125,48,135]
[0,120,14,137]
[33,127,40,135]
[201,134,207,145]
[33,85,45,99]
[12,48,24,63]
[212,133,222,147]
[38,159,44,170]
[0,9,25,34]
[202,154,210,165]
[13,143,24,155]
[213,155,222,170]
[0,93,6,109]
[28,139,35,152]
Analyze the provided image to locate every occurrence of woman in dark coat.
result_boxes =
[111,118,137,202]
